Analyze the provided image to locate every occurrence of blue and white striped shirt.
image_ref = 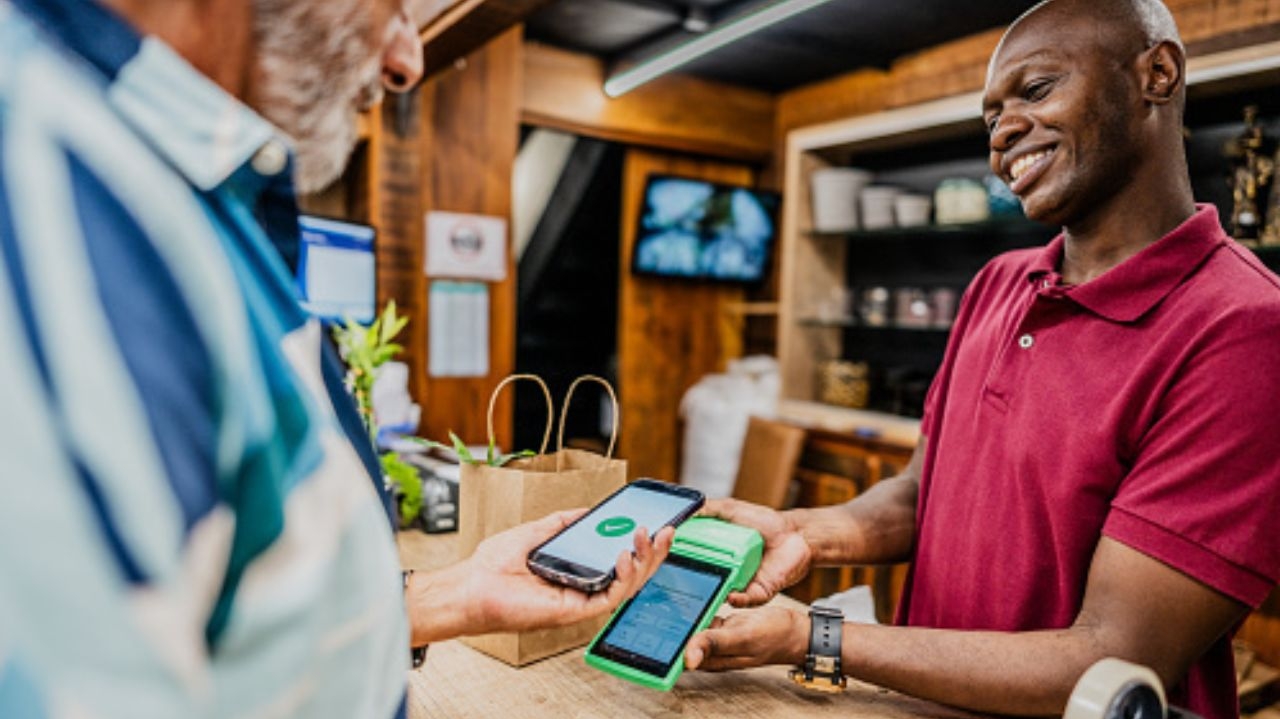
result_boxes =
[0,1,409,717]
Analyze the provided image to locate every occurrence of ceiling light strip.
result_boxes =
[603,0,840,97]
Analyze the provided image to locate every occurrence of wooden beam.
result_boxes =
[419,0,557,80]
[416,26,522,450]
[522,42,775,163]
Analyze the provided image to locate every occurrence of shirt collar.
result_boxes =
[13,0,288,193]
[1025,204,1228,323]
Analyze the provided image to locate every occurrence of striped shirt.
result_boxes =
[0,1,409,717]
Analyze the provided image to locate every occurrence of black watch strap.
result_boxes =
[789,605,847,692]
[404,570,429,669]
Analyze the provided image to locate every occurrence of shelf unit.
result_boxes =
[776,40,1280,431]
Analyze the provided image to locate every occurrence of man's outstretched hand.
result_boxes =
[408,509,674,643]
[700,498,812,607]
[684,607,808,672]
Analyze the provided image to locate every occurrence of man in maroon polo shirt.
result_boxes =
[683,1,1280,717]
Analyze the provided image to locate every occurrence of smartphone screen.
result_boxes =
[588,553,730,676]
[529,480,703,588]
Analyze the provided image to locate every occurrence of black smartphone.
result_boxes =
[526,479,704,593]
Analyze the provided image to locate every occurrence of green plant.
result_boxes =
[333,301,408,444]
[381,453,421,525]
[332,301,420,527]
[420,431,534,467]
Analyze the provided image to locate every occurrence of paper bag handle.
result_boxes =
[556,375,620,470]
[486,374,553,456]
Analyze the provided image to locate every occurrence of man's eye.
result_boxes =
[1023,78,1054,101]
[986,114,1001,135]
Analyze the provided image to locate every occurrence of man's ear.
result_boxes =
[1140,40,1185,105]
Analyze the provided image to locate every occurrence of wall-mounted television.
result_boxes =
[632,175,780,284]
[295,214,376,324]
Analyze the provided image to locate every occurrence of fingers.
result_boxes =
[550,507,589,528]
[611,525,672,592]
[611,529,645,589]
[684,630,712,669]
[685,626,758,672]
[698,497,740,520]
[726,581,774,608]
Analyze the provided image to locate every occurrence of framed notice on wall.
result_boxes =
[428,281,489,378]
[425,211,507,281]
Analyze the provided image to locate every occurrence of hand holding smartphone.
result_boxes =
[527,479,704,592]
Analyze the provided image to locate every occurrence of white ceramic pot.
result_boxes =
[810,167,872,232]
[860,186,901,230]
[893,194,933,227]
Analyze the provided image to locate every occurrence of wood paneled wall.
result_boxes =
[522,42,774,163]
[373,92,430,424]
[416,25,521,450]
[366,26,521,451]
[616,150,753,483]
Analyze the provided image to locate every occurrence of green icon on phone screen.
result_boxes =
[596,516,637,537]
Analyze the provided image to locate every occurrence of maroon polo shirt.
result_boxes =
[900,206,1280,719]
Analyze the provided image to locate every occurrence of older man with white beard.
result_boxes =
[0,1,672,717]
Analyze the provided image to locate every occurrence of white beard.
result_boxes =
[250,0,383,194]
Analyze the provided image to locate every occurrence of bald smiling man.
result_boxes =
[687,2,1280,717]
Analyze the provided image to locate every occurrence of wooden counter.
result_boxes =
[397,531,972,719]
[406,633,974,719]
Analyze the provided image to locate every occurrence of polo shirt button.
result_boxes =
[252,141,288,177]
[1018,333,1034,349]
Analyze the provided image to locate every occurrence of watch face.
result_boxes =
[810,604,843,619]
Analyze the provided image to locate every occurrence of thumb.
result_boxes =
[685,634,708,669]
[684,619,729,671]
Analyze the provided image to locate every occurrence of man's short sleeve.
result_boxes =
[1105,300,1280,608]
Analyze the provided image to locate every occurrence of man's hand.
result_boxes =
[700,498,812,607]
[684,607,809,671]
[459,509,674,635]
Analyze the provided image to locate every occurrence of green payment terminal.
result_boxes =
[584,517,763,691]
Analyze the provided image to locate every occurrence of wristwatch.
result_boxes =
[788,605,847,692]
[403,570,428,669]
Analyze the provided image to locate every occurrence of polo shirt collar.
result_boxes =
[1026,204,1228,323]
[11,0,287,193]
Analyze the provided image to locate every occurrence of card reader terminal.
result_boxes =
[584,517,763,691]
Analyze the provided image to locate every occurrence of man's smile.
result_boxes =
[1006,147,1057,195]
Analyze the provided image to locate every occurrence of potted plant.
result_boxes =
[332,301,422,528]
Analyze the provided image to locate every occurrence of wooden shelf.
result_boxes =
[799,317,949,332]
[806,216,1051,242]
[777,400,921,448]
[725,302,781,316]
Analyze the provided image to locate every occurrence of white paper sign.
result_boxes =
[425,211,508,281]
[428,281,489,378]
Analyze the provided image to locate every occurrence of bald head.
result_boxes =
[989,0,1187,120]
[999,0,1183,74]
[1011,0,1182,51]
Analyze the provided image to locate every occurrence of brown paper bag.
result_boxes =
[459,374,625,666]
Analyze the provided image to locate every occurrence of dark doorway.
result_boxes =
[513,132,625,453]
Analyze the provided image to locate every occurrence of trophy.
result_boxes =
[1263,145,1280,247]
[1224,106,1274,246]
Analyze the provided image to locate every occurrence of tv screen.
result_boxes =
[296,214,376,324]
[632,175,780,283]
